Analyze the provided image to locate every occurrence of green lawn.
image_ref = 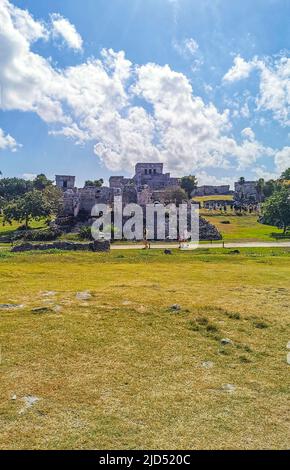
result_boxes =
[193,194,234,203]
[0,213,288,244]
[0,248,289,449]
[203,214,287,242]
[0,216,47,238]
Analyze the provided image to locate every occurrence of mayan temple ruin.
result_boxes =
[55,163,225,241]
[56,163,182,217]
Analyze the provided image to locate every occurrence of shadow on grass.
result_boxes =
[271,232,290,240]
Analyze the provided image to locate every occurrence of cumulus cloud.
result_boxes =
[224,54,290,126]
[195,171,235,189]
[0,0,288,177]
[5,0,48,43]
[241,127,255,141]
[0,127,19,151]
[51,13,83,51]
[275,147,290,173]
[223,55,255,82]
[257,57,290,126]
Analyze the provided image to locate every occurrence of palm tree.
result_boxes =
[256,178,265,203]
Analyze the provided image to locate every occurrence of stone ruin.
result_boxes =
[57,163,181,219]
[192,185,231,197]
[234,181,260,204]
[54,163,224,241]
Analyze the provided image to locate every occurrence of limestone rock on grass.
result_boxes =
[169,304,181,312]
[221,338,233,346]
[0,304,23,310]
[76,291,92,301]
[31,307,54,314]
[202,361,214,369]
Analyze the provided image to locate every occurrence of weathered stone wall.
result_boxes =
[137,186,153,206]
[56,175,75,190]
[234,181,258,203]
[193,185,231,196]
[11,241,111,252]
[109,177,133,189]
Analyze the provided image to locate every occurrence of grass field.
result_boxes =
[193,194,234,203]
[1,213,288,245]
[0,217,46,237]
[203,214,287,242]
[0,248,289,449]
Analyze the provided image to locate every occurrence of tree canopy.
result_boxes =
[0,177,33,201]
[262,187,290,234]
[3,190,51,228]
[180,175,198,198]
[33,174,53,191]
[280,168,290,181]
[164,187,188,205]
[84,179,104,188]
[0,174,68,229]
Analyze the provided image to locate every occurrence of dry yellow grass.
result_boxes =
[0,249,289,449]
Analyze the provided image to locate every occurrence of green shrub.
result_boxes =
[14,228,62,241]
[253,321,269,329]
[78,226,93,241]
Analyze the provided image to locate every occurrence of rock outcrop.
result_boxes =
[11,241,111,253]
[199,217,222,240]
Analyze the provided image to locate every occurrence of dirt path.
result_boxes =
[111,241,290,250]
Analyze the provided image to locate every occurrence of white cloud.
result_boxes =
[223,55,255,82]
[224,54,290,126]
[173,37,199,57]
[0,127,20,151]
[257,57,290,126]
[253,166,280,181]
[22,173,36,181]
[51,13,83,51]
[195,171,235,189]
[6,0,48,43]
[275,147,290,173]
[240,102,250,118]
[172,37,203,71]
[0,0,287,178]
[241,127,255,141]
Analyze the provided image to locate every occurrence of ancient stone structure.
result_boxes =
[57,163,181,218]
[192,185,231,197]
[11,240,111,252]
[234,181,259,203]
[133,163,180,190]
[56,175,75,190]
[54,163,224,241]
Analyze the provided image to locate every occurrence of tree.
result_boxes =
[181,175,198,198]
[42,185,63,215]
[238,177,246,185]
[264,179,278,198]
[256,178,265,203]
[262,187,290,234]
[0,177,33,201]
[84,179,103,188]
[164,187,188,205]
[33,174,53,191]
[280,168,290,181]
[3,190,51,229]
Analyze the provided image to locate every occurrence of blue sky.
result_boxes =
[0,0,289,187]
